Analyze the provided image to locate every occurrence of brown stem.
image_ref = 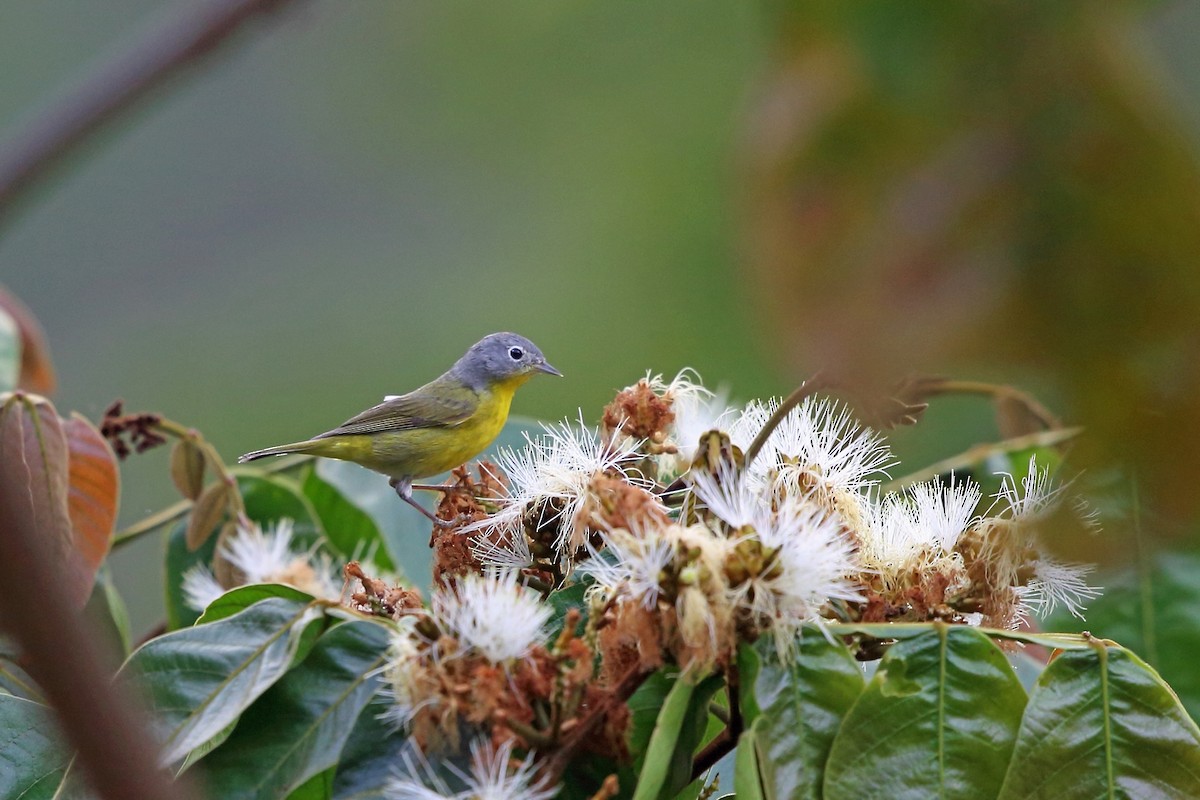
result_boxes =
[743,373,827,468]
[692,666,741,782]
[0,0,305,227]
[540,665,653,784]
[112,451,308,549]
[0,465,199,798]
[152,418,245,516]
[918,378,1061,430]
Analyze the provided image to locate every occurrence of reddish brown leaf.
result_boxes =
[187,481,231,552]
[0,287,56,395]
[170,439,206,501]
[64,413,120,582]
[0,392,88,604]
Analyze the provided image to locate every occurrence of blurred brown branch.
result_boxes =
[0,0,304,227]
[0,457,198,799]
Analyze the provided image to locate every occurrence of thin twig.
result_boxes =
[111,451,309,549]
[691,666,742,781]
[540,665,653,784]
[743,373,826,468]
[0,0,304,226]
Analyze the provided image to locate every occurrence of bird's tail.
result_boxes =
[237,440,321,464]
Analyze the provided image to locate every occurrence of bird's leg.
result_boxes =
[389,477,457,529]
[411,482,456,493]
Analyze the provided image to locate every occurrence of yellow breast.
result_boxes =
[331,378,522,480]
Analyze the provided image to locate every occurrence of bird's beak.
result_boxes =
[536,361,563,377]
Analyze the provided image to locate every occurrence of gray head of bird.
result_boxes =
[451,332,562,390]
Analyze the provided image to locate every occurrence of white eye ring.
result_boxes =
[508,347,524,361]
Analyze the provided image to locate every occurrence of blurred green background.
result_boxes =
[4,1,1200,633]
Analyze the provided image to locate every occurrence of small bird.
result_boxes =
[239,332,561,525]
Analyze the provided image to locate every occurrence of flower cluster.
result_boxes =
[350,370,1098,798]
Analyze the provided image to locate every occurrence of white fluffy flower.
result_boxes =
[644,369,739,467]
[469,415,642,555]
[181,566,226,612]
[578,525,675,609]
[380,616,430,728]
[1020,559,1101,619]
[736,500,860,657]
[862,478,981,570]
[472,525,534,573]
[994,456,1062,519]
[181,518,339,611]
[387,738,556,800]
[687,462,760,529]
[433,572,551,664]
[744,396,894,495]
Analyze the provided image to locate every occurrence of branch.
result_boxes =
[0,470,199,798]
[0,0,304,226]
[743,373,827,468]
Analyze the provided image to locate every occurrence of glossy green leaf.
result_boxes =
[0,653,40,702]
[330,696,410,800]
[239,471,325,549]
[0,309,19,393]
[633,670,723,800]
[1046,548,1200,723]
[0,694,68,800]
[301,463,396,573]
[746,631,866,800]
[197,584,319,625]
[287,769,333,800]
[200,621,390,799]
[629,669,675,766]
[996,644,1200,799]
[165,474,325,629]
[824,625,1027,800]
[124,597,327,765]
[733,724,765,800]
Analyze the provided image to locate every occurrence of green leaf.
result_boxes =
[633,670,723,800]
[197,584,320,625]
[0,694,69,800]
[824,624,1027,800]
[330,697,410,800]
[124,597,327,765]
[996,644,1200,799]
[239,472,325,549]
[164,514,220,630]
[733,725,765,800]
[546,579,589,638]
[200,621,390,800]
[311,459,433,591]
[0,309,19,393]
[0,652,40,702]
[165,473,325,629]
[83,566,131,660]
[302,464,397,573]
[1046,548,1200,723]
[287,769,333,800]
[629,670,677,766]
[749,630,866,800]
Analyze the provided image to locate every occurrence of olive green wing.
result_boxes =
[314,386,478,438]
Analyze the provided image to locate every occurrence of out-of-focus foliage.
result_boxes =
[742,2,1200,549]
